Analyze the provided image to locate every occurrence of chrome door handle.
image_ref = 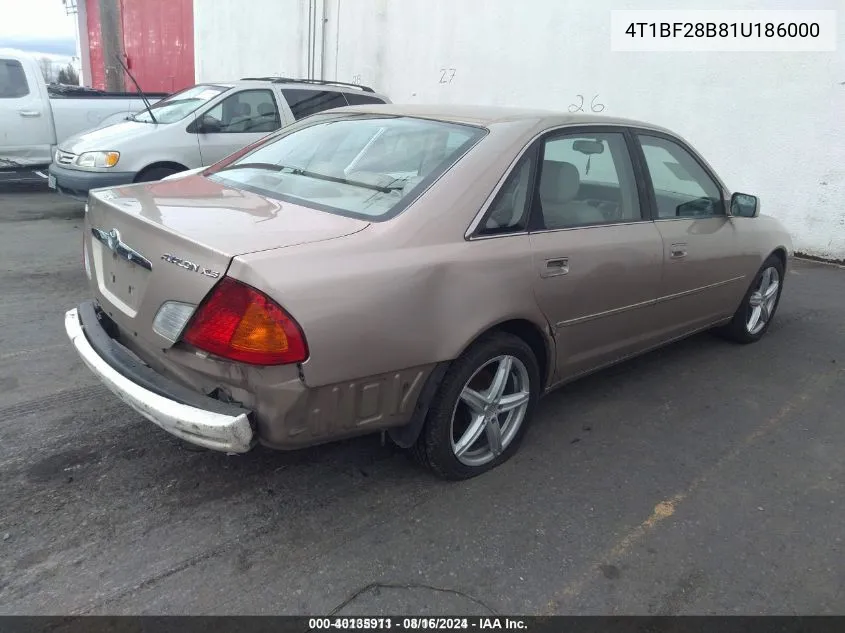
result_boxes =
[670,243,687,259]
[541,257,569,278]
[18,110,41,117]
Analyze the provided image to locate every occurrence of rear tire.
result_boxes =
[135,166,183,183]
[413,332,540,480]
[718,255,784,344]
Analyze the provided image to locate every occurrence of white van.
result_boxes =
[48,77,390,199]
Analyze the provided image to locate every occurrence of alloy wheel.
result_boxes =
[746,266,780,335]
[449,355,531,467]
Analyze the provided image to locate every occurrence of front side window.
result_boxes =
[132,84,230,123]
[201,89,281,133]
[0,59,29,98]
[637,134,724,218]
[207,115,486,220]
[282,88,348,120]
[537,132,641,229]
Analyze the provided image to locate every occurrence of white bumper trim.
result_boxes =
[64,308,255,453]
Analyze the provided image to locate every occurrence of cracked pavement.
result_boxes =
[0,185,843,615]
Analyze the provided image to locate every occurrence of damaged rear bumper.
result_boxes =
[64,302,256,453]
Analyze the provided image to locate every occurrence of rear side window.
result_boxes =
[343,92,386,106]
[0,59,30,98]
[281,88,348,120]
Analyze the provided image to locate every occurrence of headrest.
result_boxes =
[235,102,251,116]
[257,102,276,116]
[539,161,580,202]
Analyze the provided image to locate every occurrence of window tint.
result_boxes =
[478,155,534,235]
[638,134,724,218]
[282,88,348,120]
[537,132,640,229]
[0,59,29,98]
[206,115,485,220]
[203,89,281,133]
[343,92,387,106]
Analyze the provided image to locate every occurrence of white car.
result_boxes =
[0,50,164,172]
[47,77,391,199]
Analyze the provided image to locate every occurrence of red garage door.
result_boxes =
[86,0,195,93]
[120,0,195,93]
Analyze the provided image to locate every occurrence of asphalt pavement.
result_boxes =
[0,184,842,615]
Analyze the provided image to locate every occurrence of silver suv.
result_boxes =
[47,77,391,199]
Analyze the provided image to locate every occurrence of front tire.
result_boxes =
[719,254,785,344]
[413,332,541,480]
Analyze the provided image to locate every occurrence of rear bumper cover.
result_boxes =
[64,301,256,453]
[49,163,136,199]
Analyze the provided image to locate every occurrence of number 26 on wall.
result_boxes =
[569,94,605,113]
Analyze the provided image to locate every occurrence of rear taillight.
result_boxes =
[181,277,308,366]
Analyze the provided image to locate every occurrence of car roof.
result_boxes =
[325,103,676,134]
[200,79,388,98]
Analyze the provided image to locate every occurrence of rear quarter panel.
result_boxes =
[228,118,555,388]
[230,228,549,388]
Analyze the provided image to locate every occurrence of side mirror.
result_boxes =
[193,114,222,134]
[730,192,759,218]
[676,196,715,217]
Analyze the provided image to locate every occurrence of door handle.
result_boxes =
[670,243,688,259]
[541,257,569,278]
[18,110,41,117]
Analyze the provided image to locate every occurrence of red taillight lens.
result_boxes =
[181,277,308,366]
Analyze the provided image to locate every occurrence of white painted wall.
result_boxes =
[193,0,314,81]
[194,0,845,259]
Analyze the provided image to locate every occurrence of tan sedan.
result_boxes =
[64,104,793,479]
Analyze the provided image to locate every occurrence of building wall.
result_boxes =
[193,0,313,81]
[193,0,845,259]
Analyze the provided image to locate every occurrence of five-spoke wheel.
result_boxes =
[413,332,540,480]
[451,355,531,467]
[720,254,785,344]
[746,266,780,335]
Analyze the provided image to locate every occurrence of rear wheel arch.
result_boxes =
[410,329,542,479]
[389,318,553,451]
[134,161,189,182]
[485,318,553,389]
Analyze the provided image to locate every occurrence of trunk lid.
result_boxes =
[84,175,368,347]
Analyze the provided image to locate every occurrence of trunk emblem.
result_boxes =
[161,254,221,279]
[91,227,152,271]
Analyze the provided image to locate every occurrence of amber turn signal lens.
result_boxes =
[181,277,308,366]
[230,301,290,355]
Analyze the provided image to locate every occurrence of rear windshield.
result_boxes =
[132,84,230,123]
[206,115,486,220]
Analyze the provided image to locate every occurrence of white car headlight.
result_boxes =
[75,151,120,168]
